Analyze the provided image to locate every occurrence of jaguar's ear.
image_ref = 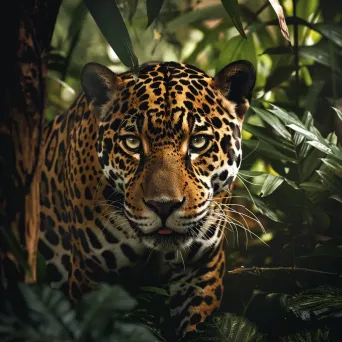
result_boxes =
[81,62,122,108]
[214,60,256,118]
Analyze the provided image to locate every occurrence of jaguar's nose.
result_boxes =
[144,198,185,225]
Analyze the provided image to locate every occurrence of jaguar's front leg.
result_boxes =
[169,243,226,340]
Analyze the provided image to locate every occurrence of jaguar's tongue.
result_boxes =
[158,228,173,235]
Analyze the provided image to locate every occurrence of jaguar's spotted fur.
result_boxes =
[39,60,256,340]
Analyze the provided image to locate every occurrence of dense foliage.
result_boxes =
[1,0,342,341]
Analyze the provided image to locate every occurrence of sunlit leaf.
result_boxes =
[260,175,284,197]
[83,0,139,74]
[268,0,291,43]
[268,104,306,128]
[243,123,295,153]
[220,0,246,38]
[306,141,332,155]
[332,107,342,121]
[218,35,257,71]
[252,107,292,141]
[286,124,319,142]
[146,0,164,28]
[329,194,342,203]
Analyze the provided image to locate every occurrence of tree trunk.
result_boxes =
[0,0,61,288]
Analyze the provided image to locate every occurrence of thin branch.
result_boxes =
[227,266,342,278]
[244,1,270,31]
[293,0,299,111]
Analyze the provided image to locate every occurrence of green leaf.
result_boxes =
[83,0,139,74]
[19,284,76,338]
[299,182,329,192]
[243,139,296,162]
[321,158,342,177]
[264,17,342,47]
[141,286,169,296]
[239,170,267,177]
[268,104,306,128]
[316,170,341,193]
[313,23,342,47]
[329,194,342,203]
[263,44,342,75]
[220,0,246,38]
[260,175,284,197]
[286,124,319,142]
[234,189,285,223]
[77,284,137,340]
[218,35,257,71]
[306,141,332,155]
[243,123,295,154]
[166,5,228,31]
[188,313,265,341]
[332,107,342,121]
[252,107,292,141]
[279,328,330,342]
[265,65,296,92]
[146,0,164,28]
[287,285,342,321]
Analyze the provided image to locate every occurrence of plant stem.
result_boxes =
[293,0,299,111]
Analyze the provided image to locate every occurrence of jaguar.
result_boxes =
[39,60,256,340]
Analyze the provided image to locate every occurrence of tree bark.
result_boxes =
[0,0,61,287]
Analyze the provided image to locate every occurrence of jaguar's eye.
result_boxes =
[123,136,141,151]
[190,135,210,152]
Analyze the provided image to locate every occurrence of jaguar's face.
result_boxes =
[82,61,256,251]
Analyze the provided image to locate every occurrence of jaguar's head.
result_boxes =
[81,61,255,251]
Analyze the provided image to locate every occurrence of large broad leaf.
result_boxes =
[188,313,265,341]
[218,35,257,71]
[76,284,137,340]
[146,0,164,28]
[287,285,342,321]
[220,0,246,38]
[260,174,284,197]
[83,0,139,74]
[0,284,77,339]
